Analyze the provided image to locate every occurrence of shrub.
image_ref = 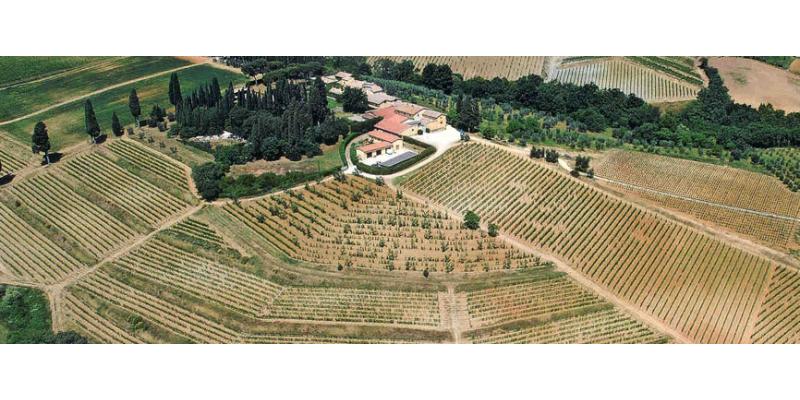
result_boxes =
[464,210,480,230]
[488,223,499,237]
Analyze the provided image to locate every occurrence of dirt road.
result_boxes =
[395,183,691,343]
[0,62,205,126]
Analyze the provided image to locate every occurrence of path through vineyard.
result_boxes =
[391,179,692,342]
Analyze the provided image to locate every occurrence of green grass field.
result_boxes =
[0,57,192,122]
[229,142,342,177]
[0,56,109,87]
[1,64,248,150]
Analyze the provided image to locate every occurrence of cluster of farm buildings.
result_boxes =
[324,72,448,164]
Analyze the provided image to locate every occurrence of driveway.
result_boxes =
[344,126,463,181]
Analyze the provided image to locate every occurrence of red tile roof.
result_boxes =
[372,106,397,118]
[358,141,392,153]
[375,114,411,135]
[367,129,402,143]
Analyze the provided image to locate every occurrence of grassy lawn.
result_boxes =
[229,141,342,177]
[127,127,215,168]
[0,56,110,86]
[0,57,192,122]
[1,64,248,150]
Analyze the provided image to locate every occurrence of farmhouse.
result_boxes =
[356,141,392,160]
[356,129,404,161]
[367,91,397,107]
[325,71,449,135]
[419,109,447,132]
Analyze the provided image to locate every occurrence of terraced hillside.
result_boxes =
[107,139,192,194]
[6,173,138,259]
[593,150,800,251]
[367,56,548,80]
[549,57,702,102]
[55,207,668,344]
[0,201,86,283]
[61,227,451,343]
[0,135,30,172]
[401,142,780,343]
[221,177,543,273]
[458,268,668,343]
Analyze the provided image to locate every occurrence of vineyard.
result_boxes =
[0,135,30,172]
[7,173,137,259]
[59,227,450,342]
[467,308,668,344]
[751,265,800,343]
[593,150,800,250]
[758,147,800,192]
[457,268,668,343]
[62,152,190,227]
[366,56,548,80]
[221,176,542,274]
[0,201,85,283]
[401,143,777,343]
[464,274,604,328]
[626,56,703,85]
[107,138,191,194]
[550,57,702,102]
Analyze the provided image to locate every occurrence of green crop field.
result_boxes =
[0,57,192,122]
[0,56,109,87]
[0,64,247,149]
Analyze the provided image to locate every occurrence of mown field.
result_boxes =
[400,142,783,343]
[0,64,247,150]
[0,56,108,87]
[0,57,191,122]
[593,150,800,251]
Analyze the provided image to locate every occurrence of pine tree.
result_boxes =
[111,112,123,136]
[168,72,182,106]
[31,121,51,164]
[129,89,141,127]
[84,99,100,143]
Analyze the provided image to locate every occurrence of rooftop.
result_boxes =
[367,129,402,143]
[367,91,397,105]
[375,114,412,135]
[394,102,425,117]
[358,141,392,153]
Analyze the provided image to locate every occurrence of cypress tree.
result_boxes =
[84,100,100,143]
[31,121,52,164]
[168,72,183,106]
[308,77,328,125]
[111,112,123,136]
[129,89,141,127]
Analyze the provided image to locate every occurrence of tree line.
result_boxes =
[368,58,800,155]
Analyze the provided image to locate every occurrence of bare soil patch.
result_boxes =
[709,57,800,112]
